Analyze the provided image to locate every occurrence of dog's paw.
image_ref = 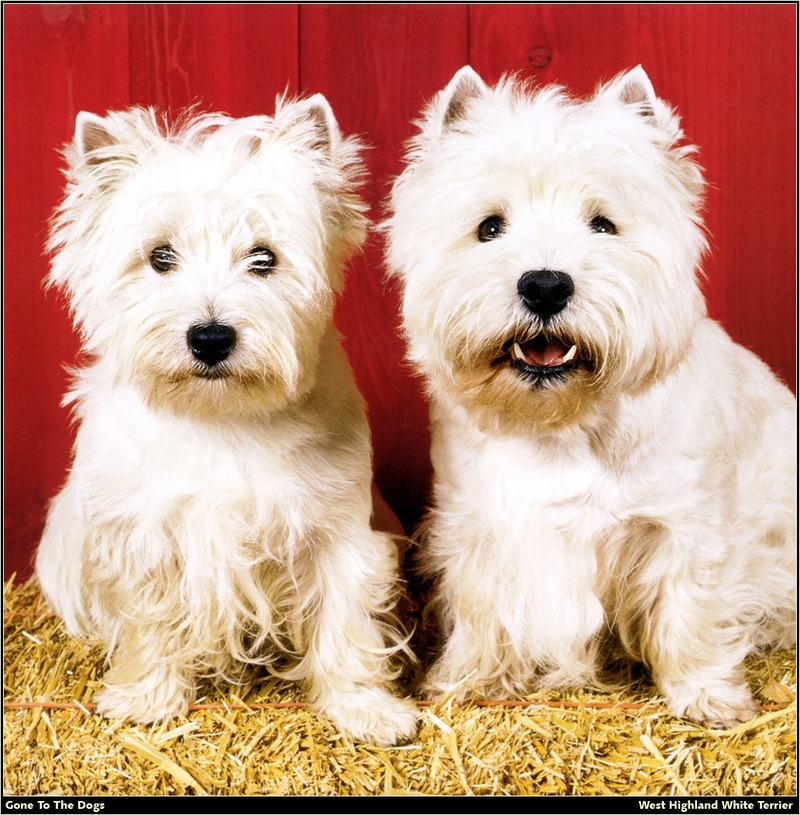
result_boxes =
[94,671,194,724]
[662,678,758,729]
[317,687,421,746]
[682,694,758,730]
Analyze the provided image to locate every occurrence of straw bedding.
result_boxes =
[3,576,796,797]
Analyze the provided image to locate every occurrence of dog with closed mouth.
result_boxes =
[37,97,420,746]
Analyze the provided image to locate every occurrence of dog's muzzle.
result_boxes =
[500,269,583,382]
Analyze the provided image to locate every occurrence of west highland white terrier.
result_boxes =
[386,65,797,728]
[36,98,420,745]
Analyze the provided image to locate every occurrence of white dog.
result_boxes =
[36,98,420,746]
[387,65,796,728]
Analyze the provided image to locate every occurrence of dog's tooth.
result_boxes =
[563,345,577,363]
[512,342,524,361]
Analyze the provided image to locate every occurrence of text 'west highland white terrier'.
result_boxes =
[36,98,420,746]
[387,65,796,728]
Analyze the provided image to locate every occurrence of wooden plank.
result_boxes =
[299,5,469,529]
[668,4,796,391]
[127,4,300,115]
[470,4,660,91]
[4,4,794,583]
[3,4,131,581]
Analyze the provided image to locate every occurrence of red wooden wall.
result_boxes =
[4,4,796,582]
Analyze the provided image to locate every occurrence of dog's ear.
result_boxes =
[75,112,119,156]
[439,65,490,129]
[273,94,367,277]
[599,67,703,204]
[603,65,658,116]
[280,94,341,156]
[302,94,341,154]
[71,108,158,171]
[598,66,682,137]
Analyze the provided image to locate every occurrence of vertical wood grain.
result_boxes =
[3,4,131,581]
[127,4,300,115]
[3,4,796,581]
[666,4,796,385]
[299,4,469,530]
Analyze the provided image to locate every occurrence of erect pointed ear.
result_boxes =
[68,109,159,178]
[288,93,340,155]
[440,65,490,129]
[597,65,683,138]
[75,111,119,157]
[598,65,658,116]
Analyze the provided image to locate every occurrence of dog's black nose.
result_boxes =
[186,323,236,367]
[517,269,574,318]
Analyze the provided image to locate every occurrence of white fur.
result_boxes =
[387,66,796,728]
[36,99,420,746]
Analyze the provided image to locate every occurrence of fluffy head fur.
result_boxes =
[388,65,707,432]
[36,98,420,746]
[48,100,366,418]
[388,66,796,729]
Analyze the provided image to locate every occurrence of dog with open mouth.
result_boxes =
[386,65,797,728]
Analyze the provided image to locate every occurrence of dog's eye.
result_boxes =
[149,245,178,273]
[477,215,506,243]
[589,215,618,235]
[247,246,277,276]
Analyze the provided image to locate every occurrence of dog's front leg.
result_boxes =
[644,620,757,729]
[94,624,198,724]
[422,513,606,700]
[615,525,760,729]
[297,528,421,746]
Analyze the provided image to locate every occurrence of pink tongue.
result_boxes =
[523,337,569,366]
